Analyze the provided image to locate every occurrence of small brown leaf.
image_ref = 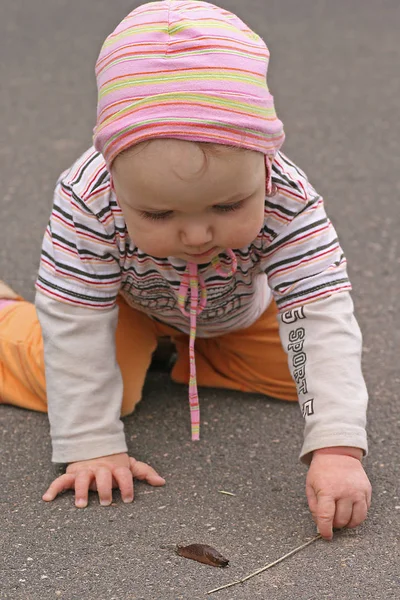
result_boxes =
[176,543,229,567]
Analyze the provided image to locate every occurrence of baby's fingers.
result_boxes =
[74,470,95,508]
[315,496,336,540]
[42,473,76,502]
[112,467,134,504]
[306,482,318,520]
[333,498,353,529]
[129,458,166,486]
[347,499,368,530]
[94,467,113,506]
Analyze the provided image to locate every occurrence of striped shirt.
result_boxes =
[36,146,351,336]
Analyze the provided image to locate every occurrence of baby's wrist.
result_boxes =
[312,446,363,461]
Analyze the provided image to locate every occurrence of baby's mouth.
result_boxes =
[185,246,218,259]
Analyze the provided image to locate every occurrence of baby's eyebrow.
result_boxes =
[121,197,169,212]
[130,189,256,212]
[137,196,248,212]
[214,188,259,205]
[215,194,247,204]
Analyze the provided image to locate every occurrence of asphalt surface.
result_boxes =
[1,1,399,599]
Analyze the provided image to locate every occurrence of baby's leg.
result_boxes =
[0,280,19,311]
[171,300,297,401]
[0,297,48,411]
[115,297,160,416]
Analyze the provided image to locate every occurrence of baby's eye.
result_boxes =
[140,210,174,221]
[213,200,244,213]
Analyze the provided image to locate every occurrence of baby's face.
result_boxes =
[111,139,266,263]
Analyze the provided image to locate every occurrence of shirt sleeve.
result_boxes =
[34,149,128,462]
[261,155,351,311]
[260,152,368,462]
[35,291,127,463]
[278,293,368,463]
[35,150,123,309]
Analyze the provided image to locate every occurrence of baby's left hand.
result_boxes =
[306,448,372,540]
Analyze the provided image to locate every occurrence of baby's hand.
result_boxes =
[42,452,166,508]
[306,447,372,540]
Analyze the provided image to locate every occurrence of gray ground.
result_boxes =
[1,1,399,599]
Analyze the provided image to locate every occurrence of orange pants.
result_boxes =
[0,296,297,415]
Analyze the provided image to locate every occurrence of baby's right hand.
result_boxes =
[42,452,166,508]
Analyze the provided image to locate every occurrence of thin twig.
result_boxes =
[207,534,321,595]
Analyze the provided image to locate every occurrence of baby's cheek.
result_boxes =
[131,227,175,257]
[227,213,263,247]
[146,237,173,257]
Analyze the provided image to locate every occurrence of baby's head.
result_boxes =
[93,0,284,261]
[112,138,265,261]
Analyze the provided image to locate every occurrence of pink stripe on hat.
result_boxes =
[93,0,285,168]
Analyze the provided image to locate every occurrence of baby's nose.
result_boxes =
[180,222,213,248]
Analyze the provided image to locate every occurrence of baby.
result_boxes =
[0,0,371,540]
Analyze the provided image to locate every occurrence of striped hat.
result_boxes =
[93,0,285,168]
